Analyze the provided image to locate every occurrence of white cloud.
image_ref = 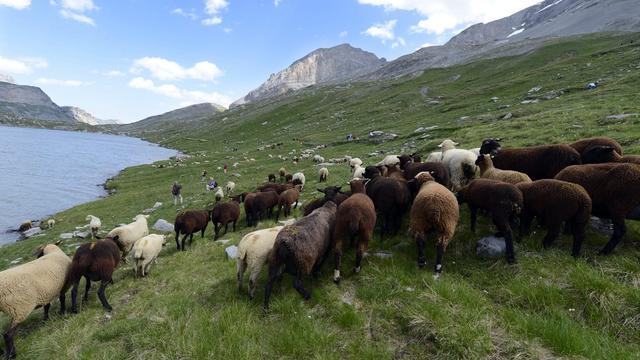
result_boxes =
[128,77,232,107]
[104,70,124,77]
[172,8,198,20]
[131,57,223,82]
[0,56,47,75]
[274,0,281,6]
[59,9,95,25]
[35,78,92,86]
[0,0,30,10]
[358,0,540,35]
[60,0,96,11]
[363,19,397,41]
[391,36,406,48]
[223,27,232,33]
[339,30,348,38]
[202,0,228,26]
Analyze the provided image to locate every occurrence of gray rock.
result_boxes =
[74,231,90,239]
[420,87,431,97]
[225,245,238,260]
[60,233,74,239]
[521,99,539,104]
[10,257,22,265]
[590,216,613,236]
[153,219,174,232]
[528,86,542,93]
[476,236,506,258]
[369,130,384,138]
[605,113,639,120]
[216,239,231,245]
[427,100,441,105]
[502,112,513,120]
[490,96,500,102]
[22,227,42,238]
[370,251,393,259]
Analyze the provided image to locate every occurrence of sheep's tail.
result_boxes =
[133,242,145,260]
[237,235,250,261]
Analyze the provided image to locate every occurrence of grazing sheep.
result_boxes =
[425,151,442,163]
[349,158,363,169]
[66,237,123,313]
[332,180,376,284]
[386,165,406,183]
[516,180,591,257]
[257,182,293,194]
[313,155,325,163]
[264,201,337,310]
[237,226,284,299]
[555,163,640,254]
[279,168,286,182]
[303,186,350,216]
[276,186,301,221]
[403,162,451,189]
[580,146,640,165]
[106,214,149,259]
[363,166,411,239]
[268,173,276,183]
[225,181,236,196]
[318,167,329,182]
[398,153,421,169]
[457,179,523,264]
[476,154,532,185]
[376,155,400,167]
[292,172,306,190]
[18,221,32,233]
[132,234,167,277]
[174,210,209,250]
[243,192,259,227]
[0,244,71,358]
[570,136,623,162]
[409,172,459,277]
[285,173,293,183]
[480,138,581,180]
[214,187,224,202]
[86,215,102,239]
[47,219,56,229]
[352,164,365,179]
[210,198,240,239]
[438,139,479,191]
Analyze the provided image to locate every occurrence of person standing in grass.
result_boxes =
[206,177,218,192]
[201,170,207,182]
[172,181,183,205]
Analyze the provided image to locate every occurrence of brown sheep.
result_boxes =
[480,139,581,180]
[268,174,276,183]
[580,146,640,165]
[210,198,240,240]
[555,163,640,254]
[409,172,459,277]
[264,201,337,310]
[174,209,210,250]
[276,185,301,221]
[363,166,411,240]
[65,237,124,313]
[403,161,451,189]
[285,174,293,183]
[303,186,350,216]
[257,182,293,194]
[386,165,406,183]
[475,154,532,184]
[570,136,623,162]
[457,179,523,264]
[332,179,376,284]
[243,192,259,227]
[516,180,591,257]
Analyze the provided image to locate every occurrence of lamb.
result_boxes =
[480,138,581,180]
[268,173,276,183]
[86,215,102,239]
[332,179,376,284]
[132,234,167,277]
[292,172,306,190]
[476,154,532,185]
[438,139,479,191]
[66,237,123,314]
[0,243,70,358]
[214,187,224,202]
[264,201,337,310]
[376,155,400,167]
[210,198,240,239]
[579,146,640,165]
[225,181,236,196]
[236,226,284,299]
[174,209,209,250]
[276,186,301,221]
[409,172,459,277]
[516,180,591,257]
[318,167,329,182]
[106,214,149,259]
[352,164,365,179]
[555,163,640,254]
[363,166,411,239]
[457,179,523,264]
[569,136,623,162]
[349,157,363,169]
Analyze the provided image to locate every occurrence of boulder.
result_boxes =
[225,245,238,260]
[590,216,613,236]
[153,219,174,232]
[476,236,506,258]
[60,233,74,239]
[216,239,230,245]
[21,227,42,239]
[74,231,90,239]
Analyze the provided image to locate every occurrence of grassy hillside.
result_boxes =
[2,32,640,359]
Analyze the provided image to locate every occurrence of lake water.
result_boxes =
[0,126,177,244]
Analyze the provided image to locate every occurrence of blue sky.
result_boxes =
[0,0,539,123]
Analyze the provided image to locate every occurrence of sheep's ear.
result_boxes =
[437,144,443,148]
[145,215,150,219]
[495,138,502,142]
[454,142,459,146]
[33,245,45,258]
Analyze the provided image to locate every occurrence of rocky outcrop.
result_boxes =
[121,102,225,131]
[0,81,75,122]
[61,106,120,125]
[232,44,386,106]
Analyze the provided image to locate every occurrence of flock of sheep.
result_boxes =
[1,135,639,357]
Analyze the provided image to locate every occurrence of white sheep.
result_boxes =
[236,226,284,299]
[349,157,363,169]
[132,234,167,277]
[292,172,306,190]
[376,155,400,167]
[225,181,236,197]
[313,155,325,163]
[215,187,224,202]
[318,167,329,182]
[469,148,481,156]
[47,219,56,229]
[106,214,149,260]
[438,139,479,191]
[0,244,71,357]
[426,151,443,163]
[85,215,101,239]
[352,164,365,179]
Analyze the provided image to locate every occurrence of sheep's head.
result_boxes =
[474,154,493,167]
[363,166,381,180]
[480,138,502,155]
[582,145,619,164]
[33,243,59,258]
[438,139,458,152]
[414,171,436,186]
[318,186,343,200]
[85,215,92,221]
[349,179,365,194]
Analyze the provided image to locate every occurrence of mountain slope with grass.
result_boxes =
[2,33,640,359]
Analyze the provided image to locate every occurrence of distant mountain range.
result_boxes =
[119,102,225,132]
[0,80,119,125]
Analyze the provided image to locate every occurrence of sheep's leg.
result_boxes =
[59,290,66,315]
[189,233,194,247]
[600,218,627,255]
[83,276,91,301]
[214,224,220,240]
[232,220,237,232]
[292,273,311,300]
[355,236,368,274]
[223,223,229,235]
[97,280,112,312]
[415,233,427,268]
[71,280,80,314]
[175,231,181,250]
[333,245,343,284]
[469,206,478,233]
[571,220,586,258]
[520,210,534,238]
[248,265,262,300]
[434,243,445,279]
[236,259,247,293]
[3,321,18,359]
[263,265,280,311]
[495,218,516,264]
[43,303,50,321]
[542,220,562,250]
[275,206,281,222]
